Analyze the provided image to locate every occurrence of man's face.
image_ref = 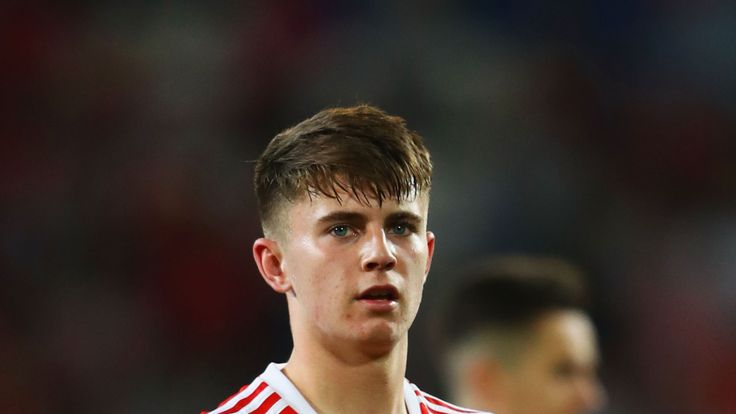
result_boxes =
[506,310,605,414]
[272,191,435,356]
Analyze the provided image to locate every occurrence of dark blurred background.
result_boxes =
[2,1,735,413]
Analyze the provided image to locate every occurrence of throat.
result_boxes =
[284,341,409,414]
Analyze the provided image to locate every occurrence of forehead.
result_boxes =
[525,310,598,364]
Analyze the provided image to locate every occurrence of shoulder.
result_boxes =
[202,363,306,414]
[202,379,296,414]
[201,381,260,414]
[410,383,493,414]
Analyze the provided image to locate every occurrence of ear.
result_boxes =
[253,238,292,293]
[466,358,505,410]
[423,231,436,283]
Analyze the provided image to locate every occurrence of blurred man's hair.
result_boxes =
[254,104,432,237]
[443,255,590,370]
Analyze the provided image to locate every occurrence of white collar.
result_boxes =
[261,362,421,414]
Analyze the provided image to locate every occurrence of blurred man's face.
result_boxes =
[505,310,605,414]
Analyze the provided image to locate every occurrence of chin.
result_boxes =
[353,322,404,352]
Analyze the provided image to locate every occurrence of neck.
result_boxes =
[283,335,409,414]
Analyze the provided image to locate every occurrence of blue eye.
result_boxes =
[389,224,408,235]
[331,225,351,237]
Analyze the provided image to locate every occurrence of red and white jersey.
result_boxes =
[202,362,490,414]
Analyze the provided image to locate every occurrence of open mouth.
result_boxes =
[357,285,400,302]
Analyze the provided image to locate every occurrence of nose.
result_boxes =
[361,229,397,272]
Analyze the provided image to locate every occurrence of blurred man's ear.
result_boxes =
[466,358,507,412]
[253,238,291,293]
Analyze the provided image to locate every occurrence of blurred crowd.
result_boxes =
[2,1,735,413]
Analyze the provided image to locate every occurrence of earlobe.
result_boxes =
[423,231,436,282]
[253,238,291,293]
[467,358,502,408]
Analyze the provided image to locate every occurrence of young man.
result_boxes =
[442,255,606,414]
[203,105,488,414]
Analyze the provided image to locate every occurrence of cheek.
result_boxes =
[401,237,428,266]
[539,376,581,411]
[510,365,556,405]
[294,258,349,312]
[285,237,327,282]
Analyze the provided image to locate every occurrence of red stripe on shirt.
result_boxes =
[426,406,444,414]
[217,384,251,408]
[423,394,478,413]
[426,404,459,414]
[219,381,268,414]
[279,406,297,414]
[251,392,281,414]
[420,402,430,414]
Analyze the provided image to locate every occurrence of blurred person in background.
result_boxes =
[202,105,489,414]
[441,255,605,414]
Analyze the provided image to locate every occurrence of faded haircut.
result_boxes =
[442,255,590,365]
[254,104,432,236]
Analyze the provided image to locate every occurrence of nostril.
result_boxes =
[363,258,395,272]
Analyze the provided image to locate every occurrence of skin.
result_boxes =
[253,190,435,414]
[464,310,605,414]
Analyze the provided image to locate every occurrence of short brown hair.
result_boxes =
[444,255,590,341]
[254,104,432,235]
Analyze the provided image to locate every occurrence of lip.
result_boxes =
[355,284,400,312]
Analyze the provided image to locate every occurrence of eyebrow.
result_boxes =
[317,211,367,226]
[316,211,424,226]
[384,211,423,226]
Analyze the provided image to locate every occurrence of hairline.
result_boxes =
[449,307,589,371]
